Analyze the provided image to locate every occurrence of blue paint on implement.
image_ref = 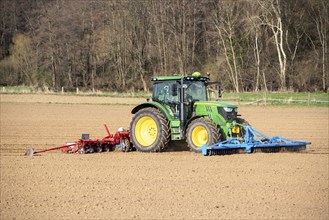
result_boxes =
[201,126,311,156]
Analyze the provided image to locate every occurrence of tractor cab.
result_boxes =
[152,74,209,103]
[152,74,210,119]
[151,74,228,122]
[153,79,207,102]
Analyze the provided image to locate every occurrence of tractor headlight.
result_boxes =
[232,126,240,134]
[223,107,233,112]
[218,107,238,120]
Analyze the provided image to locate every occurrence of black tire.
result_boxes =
[96,145,103,153]
[103,145,110,152]
[121,138,132,152]
[186,118,221,152]
[130,107,170,152]
[88,147,94,153]
[236,118,250,126]
[236,118,250,137]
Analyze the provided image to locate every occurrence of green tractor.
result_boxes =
[130,72,247,152]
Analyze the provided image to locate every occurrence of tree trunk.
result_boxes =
[254,33,261,91]
[270,2,287,91]
[140,72,148,92]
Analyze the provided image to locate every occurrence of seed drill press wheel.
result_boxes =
[130,107,169,152]
[121,138,132,152]
[186,118,221,152]
[96,144,103,153]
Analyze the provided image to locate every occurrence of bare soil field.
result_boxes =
[1,94,328,219]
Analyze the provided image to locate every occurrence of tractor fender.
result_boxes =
[185,115,208,130]
[131,102,173,121]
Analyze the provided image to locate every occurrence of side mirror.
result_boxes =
[218,85,222,98]
[171,84,178,96]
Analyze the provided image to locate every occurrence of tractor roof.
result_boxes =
[152,75,209,82]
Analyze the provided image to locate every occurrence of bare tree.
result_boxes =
[9,34,37,85]
[211,1,245,92]
[1,0,327,92]
[245,3,268,92]
[310,0,328,91]
[259,0,288,91]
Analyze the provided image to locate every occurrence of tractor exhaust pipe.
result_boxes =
[179,78,185,138]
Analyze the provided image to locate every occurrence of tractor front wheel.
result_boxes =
[130,107,169,152]
[186,118,221,152]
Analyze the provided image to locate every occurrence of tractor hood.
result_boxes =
[193,101,238,123]
[194,101,237,109]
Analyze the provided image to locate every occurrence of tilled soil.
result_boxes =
[1,94,328,219]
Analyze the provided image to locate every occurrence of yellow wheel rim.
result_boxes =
[191,125,208,147]
[135,116,158,147]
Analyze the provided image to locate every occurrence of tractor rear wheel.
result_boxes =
[186,118,221,152]
[130,107,170,152]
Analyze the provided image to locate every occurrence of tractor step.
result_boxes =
[201,126,310,156]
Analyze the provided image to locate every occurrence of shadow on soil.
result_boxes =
[163,140,191,152]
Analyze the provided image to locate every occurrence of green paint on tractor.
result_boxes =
[130,73,248,152]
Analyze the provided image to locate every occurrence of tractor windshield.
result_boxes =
[153,81,179,103]
[184,81,207,101]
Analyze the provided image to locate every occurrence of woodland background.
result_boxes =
[0,0,328,93]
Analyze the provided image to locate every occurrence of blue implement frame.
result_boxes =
[201,126,311,156]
